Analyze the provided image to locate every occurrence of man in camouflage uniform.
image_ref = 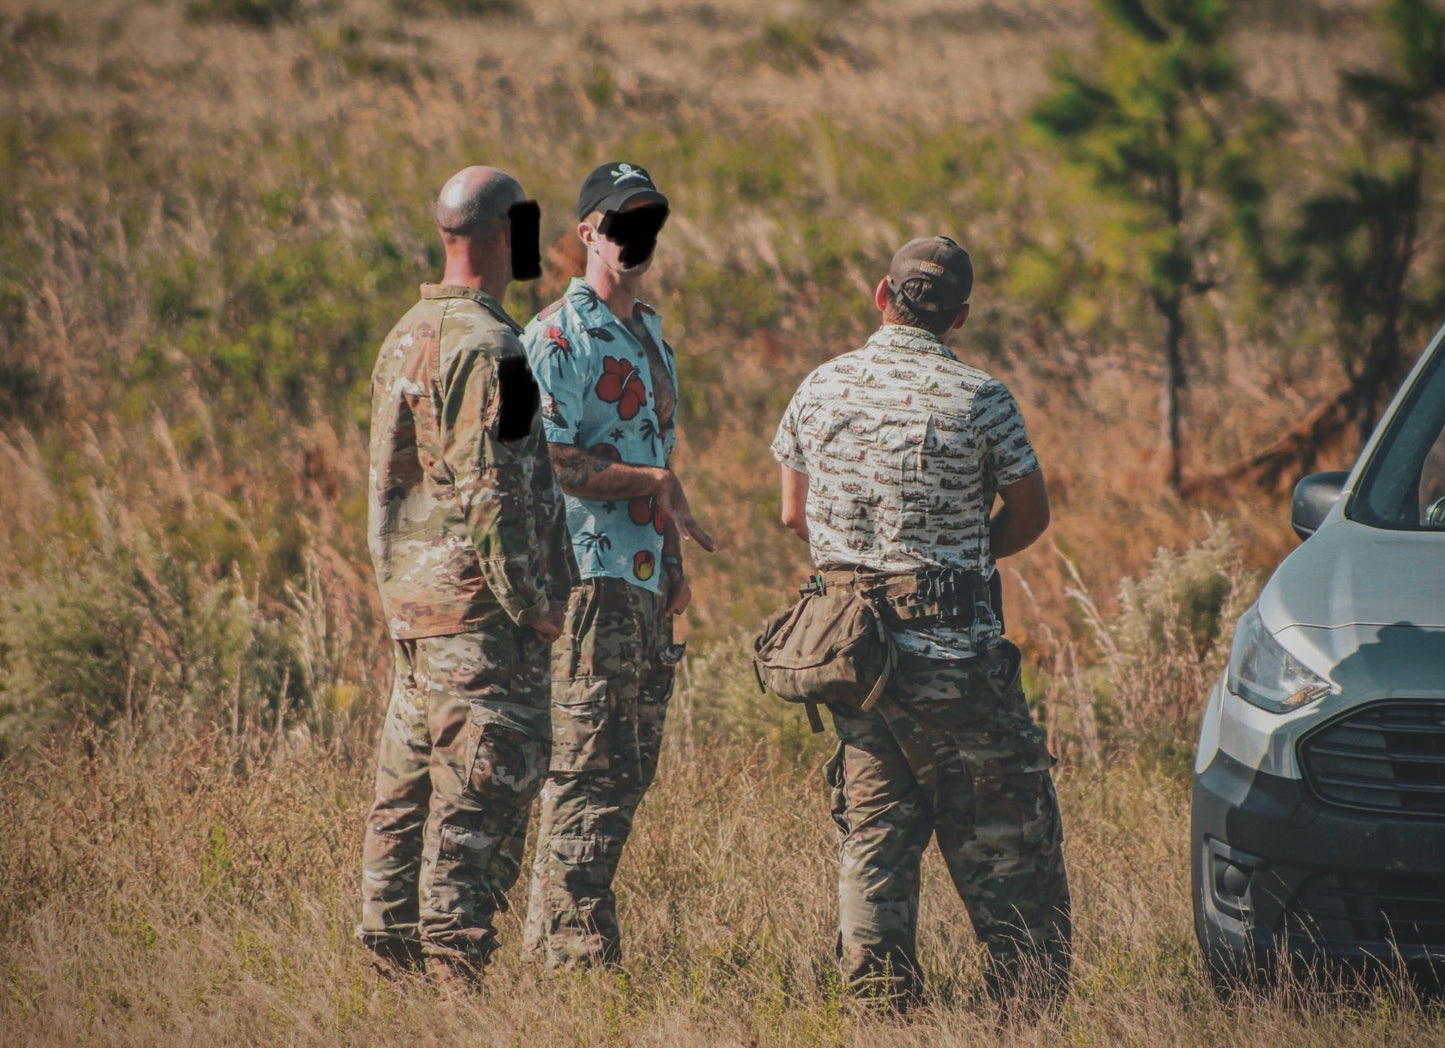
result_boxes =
[357,166,576,980]
[771,237,1071,1011]
[520,161,715,968]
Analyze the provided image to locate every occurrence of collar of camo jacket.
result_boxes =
[420,283,523,334]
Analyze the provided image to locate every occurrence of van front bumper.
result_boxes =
[1192,747,1445,969]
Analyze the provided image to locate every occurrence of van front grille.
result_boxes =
[1285,871,1445,955]
[1299,701,1445,816]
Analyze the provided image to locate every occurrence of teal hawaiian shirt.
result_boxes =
[524,277,678,593]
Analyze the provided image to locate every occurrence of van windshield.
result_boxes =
[1352,332,1445,530]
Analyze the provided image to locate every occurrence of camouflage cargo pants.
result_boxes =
[523,577,674,967]
[357,616,551,968]
[826,639,1071,1007]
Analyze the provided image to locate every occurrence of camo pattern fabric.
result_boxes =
[357,618,552,965]
[826,639,1071,1007]
[369,284,575,638]
[770,323,1038,659]
[359,283,575,969]
[521,576,674,967]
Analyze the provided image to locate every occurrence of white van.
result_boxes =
[1192,321,1445,984]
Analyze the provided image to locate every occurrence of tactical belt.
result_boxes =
[811,566,992,629]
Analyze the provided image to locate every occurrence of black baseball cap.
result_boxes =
[577,161,669,219]
[887,236,973,314]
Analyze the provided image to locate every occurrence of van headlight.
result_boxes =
[1226,607,1336,714]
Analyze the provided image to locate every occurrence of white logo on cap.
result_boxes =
[611,163,648,185]
[916,260,945,276]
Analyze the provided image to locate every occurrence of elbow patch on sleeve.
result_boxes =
[495,356,541,443]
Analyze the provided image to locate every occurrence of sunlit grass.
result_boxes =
[1,0,1437,1041]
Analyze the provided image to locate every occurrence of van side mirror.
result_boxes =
[1290,471,1349,540]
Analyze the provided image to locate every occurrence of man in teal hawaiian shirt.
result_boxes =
[521,161,715,967]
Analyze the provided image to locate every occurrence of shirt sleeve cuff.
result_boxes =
[509,592,550,627]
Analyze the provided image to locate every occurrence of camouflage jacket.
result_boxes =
[368,284,576,639]
[770,324,1040,659]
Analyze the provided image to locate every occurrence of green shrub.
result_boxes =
[743,19,846,74]
[184,0,300,29]
[1069,520,1259,770]
[0,546,149,750]
[0,532,366,756]
[675,638,833,769]
[7,10,66,46]
[393,0,523,16]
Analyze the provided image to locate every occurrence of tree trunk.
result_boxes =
[1161,295,1186,492]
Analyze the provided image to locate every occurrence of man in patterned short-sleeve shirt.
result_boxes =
[521,161,716,968]
[771,236,1071,1013]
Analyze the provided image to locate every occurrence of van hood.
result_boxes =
[1260,517,1445,632]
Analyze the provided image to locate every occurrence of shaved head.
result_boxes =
[435,166,524,239]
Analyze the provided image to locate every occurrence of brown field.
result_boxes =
[3,0,1443,1043]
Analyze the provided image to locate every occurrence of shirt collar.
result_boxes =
[420,283,523,334]
[866,323,956,360]
[564,277,662,330]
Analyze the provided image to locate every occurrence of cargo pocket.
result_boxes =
[466,720,545,802]
[548,834,597,866]
[549,675,611,773]
[981,639,1023,695]
[971,640,1053,773]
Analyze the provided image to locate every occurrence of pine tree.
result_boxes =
[1032,0,1276,491]
[1296,0,1445,441]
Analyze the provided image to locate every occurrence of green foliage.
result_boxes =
[392,0,523,15]
[1293,0,1445,418]
[185,0,301,29]
[0,546,148,749]
[742,19,847,74]
[6,10,66,46]
[1115,521,1244,664]
[677,639,834,769]
[584,63,617,106]
[0,360,42,419]
[1072,520,1257,769]
[1032,0,1276,293]
[0,532,364,755]
[1031,0,1285,488]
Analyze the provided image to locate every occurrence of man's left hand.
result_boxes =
[665,569,692,616]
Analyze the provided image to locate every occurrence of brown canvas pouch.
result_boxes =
[751,581,897,730]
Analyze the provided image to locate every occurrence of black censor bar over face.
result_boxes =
[598,204,669,268]
[509,200,542,281]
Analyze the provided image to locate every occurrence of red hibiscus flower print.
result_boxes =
[544,325,571,356]
[595,355,647,420]
[632,550,655,582]
[627,496,666,534]
[589,442,621,461]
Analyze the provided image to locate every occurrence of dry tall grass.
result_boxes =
[5,695,1445,1046]
[3,0,1443,1042]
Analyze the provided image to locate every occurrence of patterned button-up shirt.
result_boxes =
[524,278,678,593]
[771,324,1040,659]
[368,284,576,639]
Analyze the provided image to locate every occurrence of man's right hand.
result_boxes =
[530,602,565,643]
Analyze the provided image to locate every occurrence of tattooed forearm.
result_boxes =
[548,442,661,500]
[551,443,611,488]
